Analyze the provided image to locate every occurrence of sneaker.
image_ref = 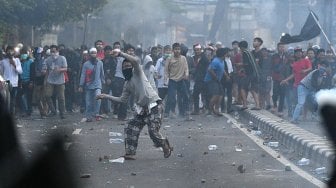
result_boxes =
[290,120,299,124]
[99,114,109,119]
[86,118,93,122]
[96,116,102,121]
[112,114,118,119]
[80,118,88,123]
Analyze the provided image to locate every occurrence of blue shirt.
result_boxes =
[21,59,33,82]
[204,57,225,82]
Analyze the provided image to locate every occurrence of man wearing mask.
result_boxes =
[45,45,68,119]
[20,47,34,116]
[190,43,209,115]
[155,45,171,100]
[97,48,173,160]
[0,46,23,115]
[79,48,105,122]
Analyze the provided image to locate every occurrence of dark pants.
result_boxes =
[101,84,112,114]
[221,78,233,112]
[165,79,189,116]
[192,81,207,113]
[272,80,286,112]
[124,104,167,155]
[9,87,18,115]
[21,81,33,115]
[158,88,168,100]
[111,77,127,119]
[65,81,75,112]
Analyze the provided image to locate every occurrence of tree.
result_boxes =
[0,0,108,45]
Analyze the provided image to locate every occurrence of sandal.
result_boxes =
[163,139,173,158]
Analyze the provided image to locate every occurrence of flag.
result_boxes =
[280,11,321,44]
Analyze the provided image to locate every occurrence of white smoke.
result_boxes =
[315,89,336,107]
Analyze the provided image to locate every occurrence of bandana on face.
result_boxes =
[122,68,133,81]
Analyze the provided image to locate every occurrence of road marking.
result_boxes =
[72,128,82,135]
[223,113,327,188]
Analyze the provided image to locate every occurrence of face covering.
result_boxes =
[163,53,171,60]
[21,54,28,60]
[122,68,133,81]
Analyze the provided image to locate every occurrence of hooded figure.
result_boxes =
[142,55,157,91]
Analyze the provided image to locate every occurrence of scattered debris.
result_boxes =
[104,155,109,160]
[226,119,231,124]
[99,157,103,162]
[297,158,310,166]
[253,130,262,136]
[17,124,23,128]
[177,153,183,157]
[277,155,281,158]
[232,162,236,166]
[203,152,208,155]
[267,142,279,148]
[201,179,206,183]
[72,128,82,135]
[314,167,326,175]
[188,135,191,139]
[164,125,171,128]
[80,174,91,178]
[237,165,246,173]
[109,157,125,164]
[235,147,242,152]
[131,172,137,176]
[208,145,218,151]
[261,153,266,157]
[109,138,124,144]
[51,126,57,129]
[285,165,292,171]
[89,127,94,130]
[247,128,252,132]
[109,132,122,137]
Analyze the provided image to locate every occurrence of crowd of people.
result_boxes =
[0,38,335,125]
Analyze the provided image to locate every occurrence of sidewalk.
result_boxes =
[237,106,335,168]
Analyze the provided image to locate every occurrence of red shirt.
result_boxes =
[291,58,311,88]
[231,52,242,76]
[97,50,105,60]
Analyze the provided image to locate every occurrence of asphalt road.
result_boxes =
[15,112,321,188]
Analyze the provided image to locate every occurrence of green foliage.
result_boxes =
[0,0,108,27]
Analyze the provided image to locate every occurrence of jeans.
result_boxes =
[292,84,313,121]
[85,88,101,119]
[165,79,189,116]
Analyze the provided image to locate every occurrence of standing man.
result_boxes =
[271,42,289,116]
[204,48,225,116]
[221,47,234,113]
[79,48,105,122]
[97,49,173,160]
[190,43,209,115]
[164,43,190,120]
[44,45,68,119]
[0,46,23,116]
[239,41,261,110]
[155,45,171,100]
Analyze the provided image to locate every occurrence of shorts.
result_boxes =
[238,75,259,92]
[206,80,223,97]
[259,76,272,95]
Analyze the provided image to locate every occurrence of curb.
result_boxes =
[238,108,335,167]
